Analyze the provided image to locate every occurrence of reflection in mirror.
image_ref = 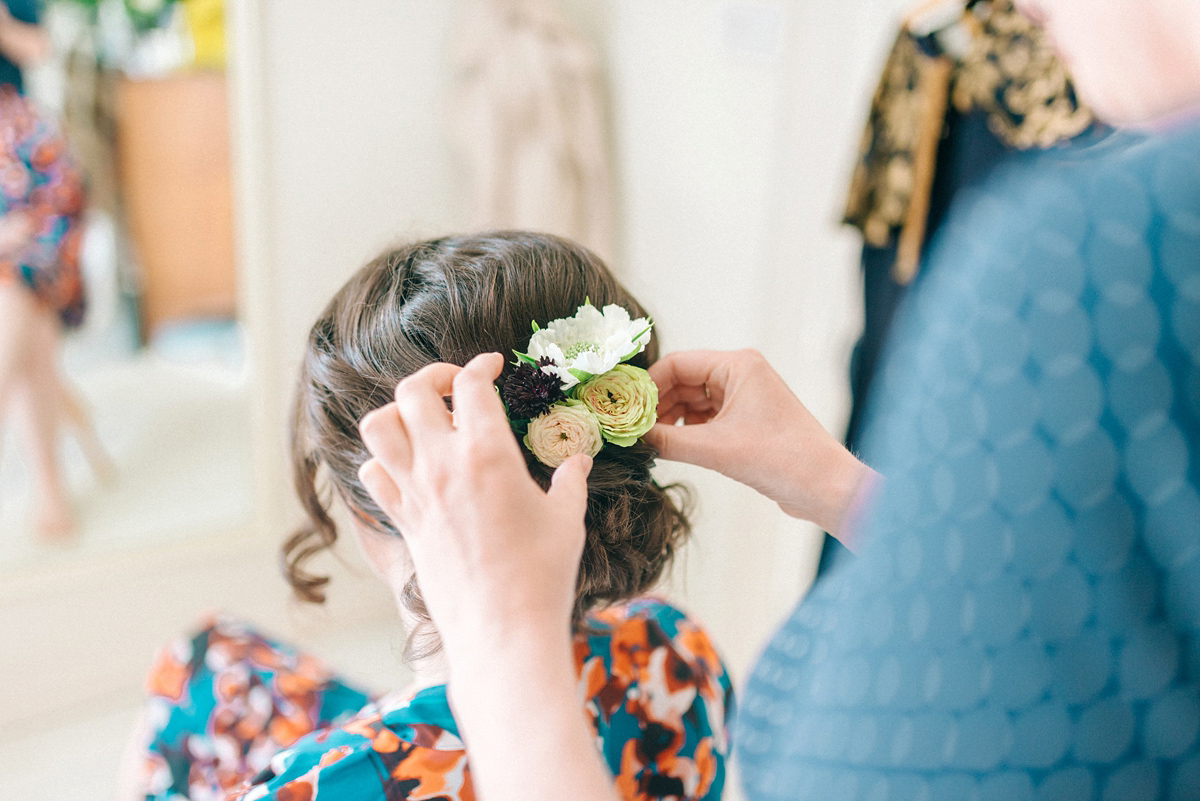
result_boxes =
[0,0,250,565]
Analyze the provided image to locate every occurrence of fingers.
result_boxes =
[657,402,717,427]
[394,363,459,444]
[658,384,712,410]
[642,420,714,467]
[450,353,511,440]
[648,350,725,394]
[650,350,730,409]
[358,457,404,523]
[657,385,717,424]
[359,402,412,474]
[548,453,593,515]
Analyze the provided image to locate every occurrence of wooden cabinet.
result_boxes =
[115,72,237,338]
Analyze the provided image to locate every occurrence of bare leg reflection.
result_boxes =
[5,287,75,540]
[59,375,117,487]
[0,280,115,542]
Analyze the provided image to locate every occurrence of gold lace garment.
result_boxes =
[843,0,1094,282]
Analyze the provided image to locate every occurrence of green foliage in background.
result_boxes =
[51,0,179,32]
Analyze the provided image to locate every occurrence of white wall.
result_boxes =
[234,0,916,684]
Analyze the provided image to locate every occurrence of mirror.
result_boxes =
[0,0,252,566]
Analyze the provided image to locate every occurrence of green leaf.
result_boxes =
[603,432,639,447]
[619,325,654,362]
[513,350,537,366]
[531,320,540,332]
[568,368,594,384]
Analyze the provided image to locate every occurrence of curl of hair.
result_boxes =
[287,232,690,656]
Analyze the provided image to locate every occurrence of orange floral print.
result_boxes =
[0,87,86,327]
[143,600,732,801]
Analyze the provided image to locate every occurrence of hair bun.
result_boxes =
[525,440,689,616]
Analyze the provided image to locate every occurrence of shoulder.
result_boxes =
[579,597,728,687]
[232,698,470,801]
[230,713,386,801]
[577,597,733,801]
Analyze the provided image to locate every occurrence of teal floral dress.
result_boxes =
[0,87,86,327]
[137,598,733,801]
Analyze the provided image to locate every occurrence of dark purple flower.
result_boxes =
[502,358,566,420]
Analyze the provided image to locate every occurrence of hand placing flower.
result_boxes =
[524,400,604,468]
[577,365,659,446]
[525,302,652,389]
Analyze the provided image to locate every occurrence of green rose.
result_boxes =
[577,364,659,446]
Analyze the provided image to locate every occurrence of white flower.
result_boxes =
[526,302,653,389]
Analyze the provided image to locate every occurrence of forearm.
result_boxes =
[0,18,47,67]
[826,459,882,551]
[448,625,619,801]
[803,449,880,547]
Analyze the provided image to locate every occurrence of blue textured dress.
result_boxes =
[736,120,1200,799]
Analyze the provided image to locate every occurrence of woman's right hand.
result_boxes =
[645,349,876,543]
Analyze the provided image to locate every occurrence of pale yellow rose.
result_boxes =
[523,399,604,468]
[577,364,659,447]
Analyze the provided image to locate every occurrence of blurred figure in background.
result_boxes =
[734,0,1200,796]
[448,0,616,263]
[0,1,93,540]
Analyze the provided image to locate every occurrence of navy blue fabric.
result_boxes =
[846,109,1033,455]
[0,0,39,94]
[737,121,1200,799]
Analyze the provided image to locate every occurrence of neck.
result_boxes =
[408,640,451,690]
[1138,104,1200,134]
[396,596,451,690]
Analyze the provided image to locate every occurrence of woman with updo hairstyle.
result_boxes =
[121,232,733,801]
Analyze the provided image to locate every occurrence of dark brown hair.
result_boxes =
[287,232,690,643]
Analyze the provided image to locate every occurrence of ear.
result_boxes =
[348,514,414,590]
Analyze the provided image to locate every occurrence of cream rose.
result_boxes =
[577,364,659,447]
[523,399,604,468]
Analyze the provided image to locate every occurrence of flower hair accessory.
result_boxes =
[501,301,658,468]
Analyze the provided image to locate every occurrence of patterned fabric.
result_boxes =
[0,87,87,327]
[843,0,1093,274]
[949,0,1094,150]
[738,120,1200,799]
[141,598,732,801]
